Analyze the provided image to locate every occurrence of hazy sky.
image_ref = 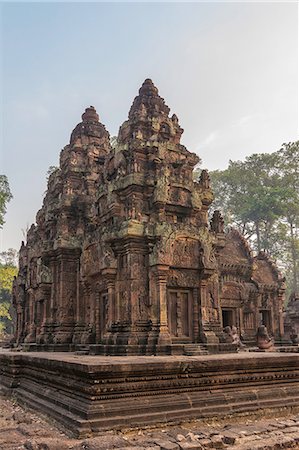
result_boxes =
[0,2,298,252]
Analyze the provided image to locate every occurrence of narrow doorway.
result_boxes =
[260,309,271,330]
[167,289,193,339]
[222,309,234,328]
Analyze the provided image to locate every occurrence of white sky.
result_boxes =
[1,2,298,252]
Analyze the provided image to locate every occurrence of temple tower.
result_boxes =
[91,79,221,354]
[12,80,285,355]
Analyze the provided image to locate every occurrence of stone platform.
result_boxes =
[1,351,299,438]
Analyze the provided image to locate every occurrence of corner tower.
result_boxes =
[13,107,111,347]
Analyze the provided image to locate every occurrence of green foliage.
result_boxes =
[0,248,18,268]
[0,175,13,228]
[0,265,18,291]
[0,250,18,335]
[46,165,59,181]
[209,141,299,295]
[110,136,118,150]
[0,302,11,321]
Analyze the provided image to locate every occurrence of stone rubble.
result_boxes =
[1,396,299,450]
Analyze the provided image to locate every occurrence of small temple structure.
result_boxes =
[12,79,286,354]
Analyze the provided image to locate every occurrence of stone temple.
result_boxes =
[12,79,286,355]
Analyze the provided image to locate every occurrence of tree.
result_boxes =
[276,142,299,293]
[0,248,18,267]
[0,249,18,336]
[209,142,299,296]
[46,165,59,181]
[210,152,284,251]
[0,175,13,228]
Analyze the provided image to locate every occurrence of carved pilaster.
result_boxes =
[277,288,285,338]
[154,265,171,346]
[102,268,117,329]
[193,288,199,342]
[52,247,81,345]
[95,290,101,343]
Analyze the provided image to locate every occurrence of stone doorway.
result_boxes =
[222,308,235,328]
[260,309,271,330]
[167,289,193,339]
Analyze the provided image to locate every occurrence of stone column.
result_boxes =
[75,265,81,325]
[95,291,101,343]
[155,265,171,346]
[255,293,262,330]
[199,277,219,345]
[53,248,81,345]
[199,279,208,326]
[102,268,117,329]
[49,259,57,324]
[36,299,41,336]
[239,308,244,336]
[193,288,199,342]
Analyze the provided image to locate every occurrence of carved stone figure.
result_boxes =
[290,327,299,345]
[256,325,274,350]
[231,326,245,348]
[222,326,233,343]
[210,210,225,234]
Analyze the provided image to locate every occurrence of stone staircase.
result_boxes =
[75,345,90,355]
[183,343,208,356]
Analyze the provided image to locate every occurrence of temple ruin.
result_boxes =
[12,79,286,354]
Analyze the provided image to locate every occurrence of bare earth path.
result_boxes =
[2,395,299,450]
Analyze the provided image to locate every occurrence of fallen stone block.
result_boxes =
[176,434,186,442]
[198,439,213,448]
[154,440,179,450]
[282,426,299,434]
[222,431,239,445]
[179,442,203,450]
[144,447,161,450]
[210,435,227,449]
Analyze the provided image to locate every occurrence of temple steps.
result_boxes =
[75,345,90,355]
[183,344,208,356]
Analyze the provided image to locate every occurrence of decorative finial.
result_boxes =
[128,79,170,120]
[139,79,159,97]
[199,169,210,189]
[171,114,179,124]
[82,106,99,123]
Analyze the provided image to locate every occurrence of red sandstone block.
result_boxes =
[198,439,213,448]
[154,440,180,450]
[210,435,227,449]
[222,431,239,445]
[179,442,203,450]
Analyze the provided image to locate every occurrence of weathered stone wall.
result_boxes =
[1,351,299,437]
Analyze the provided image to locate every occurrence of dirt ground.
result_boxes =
[2,395,299,450]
